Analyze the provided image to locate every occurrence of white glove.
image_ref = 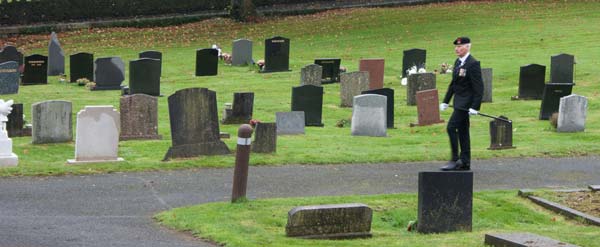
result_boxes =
[468,108,479,116]
[439,103,449,111]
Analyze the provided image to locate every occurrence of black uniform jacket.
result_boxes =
[443,55,484,111]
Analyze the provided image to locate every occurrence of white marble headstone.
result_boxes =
[557,94,587,132]
[68,106,123,164]
[351,94,387,137]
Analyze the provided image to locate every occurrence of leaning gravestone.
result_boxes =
[47,32,65,76]
[300,64,322,86]
[362,88,394,128]
[232,39,253,66]
[513,64,546,100]
[286,203,372,239]
[481,68,493,102]
[195,48,218,76]
[128,58,161,96]
[139,50,162,77]
[414,89,444,127]
[120,94,161,140]
[0,61,20,94]
[276,111,305,135]
[557,94,587,133]
[69,52,94,82]
[221,92,254,124]
[550,53,575,84]
[488,116,515,150]
[31,100,72,144]
[359,58,384,90]
[252,122,276,153]
[417,171,473,233]
[7,103,31,137]
[262,36,290,73]
[67,106,124,164]
[539,83,573,120]
[22,54,48,85]
[0,46,23,68]
[407,72,436,105]
[402,48,426,78]
[340,71,369,107]
[291,85,324,127]
[94,57,125,90]
[314,58,341,84]
[351,94,387,137]
[164,88,230,160]
[485,233,580,247]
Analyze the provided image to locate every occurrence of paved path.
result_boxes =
[1,156,599,246]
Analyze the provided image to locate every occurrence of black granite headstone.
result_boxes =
[222,92,254,124]
[0,46,23,68]
[0,61,20,94]
[417,171,473,234]
[514,64,545,100]
[93,57,125,90]
[262,36,290,73]
[195,48,218,76]
[314,58,341,84]
[7,103,31,137]
[69,52,94,82]
[291,85,324,126]
[22,54,48,85]
[361,88,394,128]
[539,83,573,120]
[139,50,162,77]
[550,53,575,84]
[252,122,277,153]
[129,58,161,96]
[489,116,515,150]
[164,88,230,160]
[402,48,426,78]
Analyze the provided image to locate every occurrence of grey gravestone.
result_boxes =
[31,100,72,144]
[300,64,322,86]
[22,54,48,85]
[557,94,587,132]
[47,32,65,76]
[314,58,341,84]
[361,88,394,128]
[340,71,369,107]
[7,103,31,137]
[195,48,218,76]
[94,57,125,90]
[0,46,23,67]
[417,171,473,234]
[262,36,290,73]
[139,50,162,77]
[488,116,515,150]
[407,72,436,105]
[550,53,575,84]
[252,122,276,153]
[291,85,324,126]
[286,203,372,239]
[276,111,304,135]
[232,39,253,66]
[67,106,123,164]
[402,48,426,78]
[539,83,573,120]
[69,52,94,82]
[120,94,161,140]
[129,58,161,96]
[0,61,20,94]
[351,94,387,137]
[514,64,545,100]
[164,88,230,160]
[482,68,493,102]
[485,233,580,247]
[221,92,254,124]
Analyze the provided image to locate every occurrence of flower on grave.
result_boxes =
[85,81,96,90]
[339,66,347,73]
[249,119,261,127]
[440,63,453,74]
[76,78,90,86]
[256,59,265,71]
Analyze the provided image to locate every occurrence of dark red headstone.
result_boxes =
[414,89,444,126]
[359,58,384,90]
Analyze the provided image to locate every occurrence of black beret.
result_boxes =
[453,37,470,45]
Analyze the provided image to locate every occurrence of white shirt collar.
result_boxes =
[459,53,470,65]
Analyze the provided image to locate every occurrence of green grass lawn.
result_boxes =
[3,1,600,176]
[155,190,600,247]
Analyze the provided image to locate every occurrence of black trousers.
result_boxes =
[447,109,470,164]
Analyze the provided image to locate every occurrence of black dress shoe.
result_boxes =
[440,160,458,171]
[455,160,471,170]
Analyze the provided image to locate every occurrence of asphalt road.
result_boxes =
[1,156,599,246]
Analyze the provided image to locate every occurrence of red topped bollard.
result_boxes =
[231,124,253,203]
